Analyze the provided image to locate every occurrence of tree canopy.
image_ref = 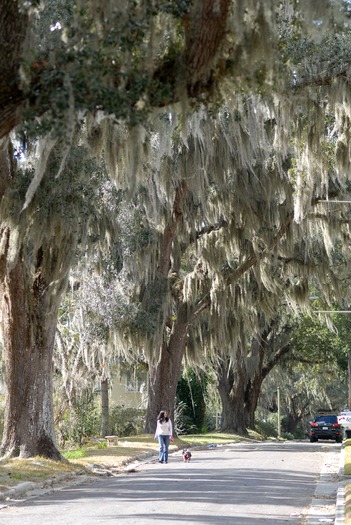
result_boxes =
[2,0,351,455]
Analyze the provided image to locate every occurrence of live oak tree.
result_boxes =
[0,136,116,458]
[1,0,351,456]
[287,308,350,413]
[256,308,349,436]
[213,236,351,435]
[54,204,149,439]
[0,139,76,459]
[213,315,293,434]
[81,4,351,437]
[1,0,272,140]
[88,80,351,437]
[0,0,246,458]
[114,98,349,434]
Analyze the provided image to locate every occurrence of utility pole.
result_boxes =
[277,387,281,438]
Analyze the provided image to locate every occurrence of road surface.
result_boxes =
[0,441,341,525]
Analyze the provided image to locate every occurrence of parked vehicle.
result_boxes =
[309,414,342,443]
[338,410,351,439]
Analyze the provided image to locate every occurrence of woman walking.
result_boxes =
[154,409,173,464]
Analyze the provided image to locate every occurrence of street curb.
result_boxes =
[304,447,343,525]
[0,471,95,505]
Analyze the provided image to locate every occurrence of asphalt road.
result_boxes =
[0,441,341,525]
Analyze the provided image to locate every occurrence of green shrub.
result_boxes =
[56,399,101,448]
[282,432,294,440]
[174,400,198,435]
[292,426,306,439]
[176,369,208,433]
[255,418,278,438]
[204,414,216,432]
[109,406,146,437]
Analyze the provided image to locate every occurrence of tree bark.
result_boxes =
[244,334,291,429]
[0,139,73,459]
[184,0,231,88]
[216,351,248,435]
[101,378,110,437]
[217,325,292,434]
[243,335,266,429]
[0,1,27,139]
[0,251,62,459]
[144,303,189,434]
[144,182,188,433]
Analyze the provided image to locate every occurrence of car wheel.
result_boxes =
[336,437,343,443]
[310,436,316,442]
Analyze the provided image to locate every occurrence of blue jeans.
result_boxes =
[158,435,170,463]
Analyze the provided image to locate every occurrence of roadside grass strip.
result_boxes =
[344,439,351,525]
[0,457,78,490]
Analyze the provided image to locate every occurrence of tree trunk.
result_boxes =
[0,139,75,460]
[184,0,231,86]
[284,396,308,435]
[144,182,189,434]
[243,337,266,429]
[216,351,248,435]
[101,378,110,437]
[284,411,301,434]
[244,376,264,430]
[144,303,188,434]
[0,253,62,459]
[243,325,291,430]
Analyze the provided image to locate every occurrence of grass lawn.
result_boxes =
[0,457,79,490]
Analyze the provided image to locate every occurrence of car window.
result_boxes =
[315,415,337,424]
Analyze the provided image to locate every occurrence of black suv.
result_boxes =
[310,414,342,443]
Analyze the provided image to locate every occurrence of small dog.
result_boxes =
[182,449,192,462]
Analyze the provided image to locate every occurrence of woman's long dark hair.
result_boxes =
[157,410,169,423]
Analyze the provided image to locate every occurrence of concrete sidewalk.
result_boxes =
[305,446,345,525]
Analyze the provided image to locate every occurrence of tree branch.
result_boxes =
[262,342,291,380]
[158,180,187,276]
[0,1,28,139]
